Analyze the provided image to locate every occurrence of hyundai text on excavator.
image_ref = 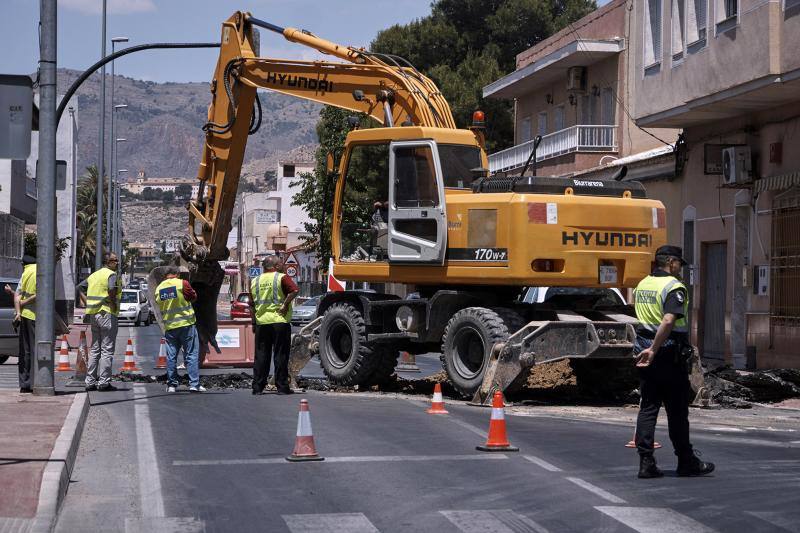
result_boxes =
[162,11,668,403]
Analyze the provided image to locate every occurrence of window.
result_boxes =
[519,116,532,143]
[687,0,707,45]
[770,188,800,327]
[644,0,663,68]
[537,112,548,136]
[438,144,482,189]
[393,146,439,208]
[580,95,590,125]
[601,88,615,126]
[671,0,686,61]
[282,164,295,178]
[715,0,737,32]
[554,105,565,131]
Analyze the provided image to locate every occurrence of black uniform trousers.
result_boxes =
[18,317,35,391]
[253,322,291,393]
[634,337,693,458]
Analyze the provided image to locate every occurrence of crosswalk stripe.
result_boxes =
[523,455,562,472]
[595,506,718,533]
[745,511,800,532]
[440,510,549,533]
[283,513,378,533]
[566,477,626,504]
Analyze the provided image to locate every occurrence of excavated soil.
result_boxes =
[112,365,800,408]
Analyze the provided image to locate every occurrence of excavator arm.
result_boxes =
[178,11,457,353]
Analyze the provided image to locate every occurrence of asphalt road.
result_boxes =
[55,381,800,533]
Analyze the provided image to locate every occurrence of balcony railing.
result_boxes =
[488,125,618,173]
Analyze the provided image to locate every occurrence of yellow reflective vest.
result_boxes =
[251,272,291,325]
[86,267,121,315]
[155,278,196,331]
[634,274,689,334]
[18,263,37,321]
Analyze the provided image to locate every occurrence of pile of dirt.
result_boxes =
[705,367,800,407]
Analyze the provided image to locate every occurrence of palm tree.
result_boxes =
[75,165,107,272]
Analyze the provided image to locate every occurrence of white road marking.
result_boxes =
[133,384,165,518]
[595,507,718,533]
[441,510,549,533]
[565,477,626,504]
[283,513,379,533]
[704,426,745,433]
[441,414,489,438]
[523,455,562,472]
[0,517,32,532]
[173,454,509,466]
[745,511,800,532]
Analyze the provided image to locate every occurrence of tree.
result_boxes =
[162,190,175,204]
[141,187,163,201]
[174,184,193,201]
[75,165,106,272]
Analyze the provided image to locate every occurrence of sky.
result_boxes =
[1,0,435,83]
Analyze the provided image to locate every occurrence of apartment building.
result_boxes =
[483,0,676,178]
[632,0,800,369]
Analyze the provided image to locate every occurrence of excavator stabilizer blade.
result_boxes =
[288,317,322,389]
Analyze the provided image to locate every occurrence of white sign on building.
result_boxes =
[255,209,279,224]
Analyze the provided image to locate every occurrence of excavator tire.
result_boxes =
[318,303,379,387]
[364,348,400,386]
[441,307,517,398]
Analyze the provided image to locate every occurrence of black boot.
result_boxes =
[677,453,715,477]
[638,454,664,479]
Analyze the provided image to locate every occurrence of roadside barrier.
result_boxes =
[426,383,449,414]
[155,338,167,369]
[121,338,142,373]
[286,399,324,462]
[56,335,73,372]
[476,391,519,452]
[396,351,420,372]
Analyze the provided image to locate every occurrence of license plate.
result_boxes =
[599,265,618,284]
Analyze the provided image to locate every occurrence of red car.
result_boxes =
[230,292,252,319]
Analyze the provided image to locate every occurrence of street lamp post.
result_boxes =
[108,37,128,251]
[114,138,127,256]
[115,168,129,255]
[96,0,108,269]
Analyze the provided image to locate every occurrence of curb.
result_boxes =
[30,393,89,533]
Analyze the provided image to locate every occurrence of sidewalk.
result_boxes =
[0,390,88,532]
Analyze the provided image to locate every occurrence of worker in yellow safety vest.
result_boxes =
[155,266,205,393]
[632,245,714,479]
[13,255,38,393]
[249,255,299,395]
[79,253,122,392]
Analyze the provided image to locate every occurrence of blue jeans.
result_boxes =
[165,324,199,388]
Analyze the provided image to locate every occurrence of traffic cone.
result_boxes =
[476,391,519,452]
[286,399,324,462]
[121,338,141,373]
[73,330,88,381]
[154,338,167,369]
[625,428,662,449]
[426,383,449,414]
[396,351,420,373]
[56,335,73,372]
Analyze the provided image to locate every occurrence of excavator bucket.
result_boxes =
[287,317,322,389]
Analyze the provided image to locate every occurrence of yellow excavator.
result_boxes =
[164,11,668,403]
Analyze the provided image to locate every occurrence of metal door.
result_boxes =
[387,140,447,264]
[702,242,727,364]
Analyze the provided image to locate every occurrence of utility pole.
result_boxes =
[34,0,57,396]
[95,0,107,269]
[108,37,128,251]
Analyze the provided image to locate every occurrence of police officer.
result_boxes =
[633,245,714,478]
[81,253,121,392]
[14,255,37,393]
[155,267,205,393]
[249,255,299,395]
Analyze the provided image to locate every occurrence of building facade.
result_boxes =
[631,0,800,369]
[483,0,675,177]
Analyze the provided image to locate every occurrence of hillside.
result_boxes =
[57,68,321,179]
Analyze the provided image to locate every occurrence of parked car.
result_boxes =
[0,277,19,364]
[291,295,321,326]
[118,289,154,326]
[127,280,141,290]
[230,292,252,319]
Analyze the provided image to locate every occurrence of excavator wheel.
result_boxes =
[318,302,379,387]
[440,307,519,398]
[364,348,400,386]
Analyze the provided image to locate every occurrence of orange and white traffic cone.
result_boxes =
[426,383,449,414]
[396,351,420,373]
[73,330,88,380]
[286,399,324,462]
[625,428,662,449]
[154,338,167,369]
[56,335,73,372]
[121,338,141,373]
[476,391,519,452]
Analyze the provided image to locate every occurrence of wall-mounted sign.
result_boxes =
[0,75,33,159]
[216,328,240,349]
[255,209,279,224]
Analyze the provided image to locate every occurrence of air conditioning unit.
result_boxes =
[566,66,587,92]
[722,146,752,185]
